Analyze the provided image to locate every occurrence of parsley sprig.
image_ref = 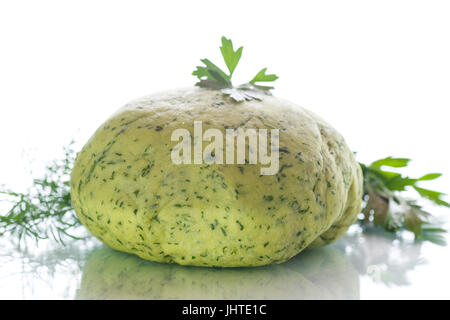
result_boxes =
[193,36,279,102]
[359,157,448,245]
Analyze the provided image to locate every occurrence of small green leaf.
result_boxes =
[192,58,232,89]
[384,176,416,191]
[220,36,243,77]
[417,173,442,181]
[413,186,450,207]
[250,68,279,84]
[374,169,402,181]
[370,157,410,168]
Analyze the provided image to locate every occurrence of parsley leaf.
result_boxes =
[222,83,266,102]
[250,68,279,88]
[413,186,450,207]
[192,58,232,89]
[359,157,449,244]
[220,36,243,77]
[192,36,279,102]
[370,156,410,168]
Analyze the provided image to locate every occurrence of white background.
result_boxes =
[1,0,449,299]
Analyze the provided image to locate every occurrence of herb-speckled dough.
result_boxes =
[70,88,363,267]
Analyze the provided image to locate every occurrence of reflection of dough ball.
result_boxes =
[71,88,363,267]
[76,246,359,299]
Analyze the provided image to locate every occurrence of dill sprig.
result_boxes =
[0,141,85,247]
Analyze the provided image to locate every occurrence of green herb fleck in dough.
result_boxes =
[221,227,227,237]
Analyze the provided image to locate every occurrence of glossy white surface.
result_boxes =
[1,223,449,300]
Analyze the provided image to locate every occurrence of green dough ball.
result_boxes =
[70,88,363,267]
